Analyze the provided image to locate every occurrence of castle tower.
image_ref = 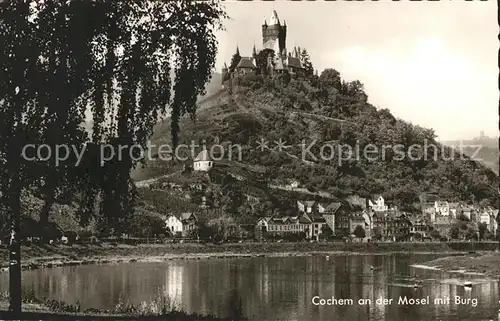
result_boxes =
[262,10,287,57]
[221,62,229,85]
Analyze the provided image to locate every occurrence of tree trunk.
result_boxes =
[8,182,22,312]
[39,181,56,228]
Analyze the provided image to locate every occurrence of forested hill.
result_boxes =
[137,70,500,212]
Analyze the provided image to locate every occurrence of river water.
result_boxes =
[2,253,499,320]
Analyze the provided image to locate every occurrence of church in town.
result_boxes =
[222,10,308,83]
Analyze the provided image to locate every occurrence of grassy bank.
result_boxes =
[0,289,247,320]
[0,241,477,271]
[416,252,500,277]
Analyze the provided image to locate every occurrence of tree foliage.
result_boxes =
[319,68,341,91]
[0,0,226,311]
[255,49,275,76]
[353,225,366,238]
[300,49,314,77]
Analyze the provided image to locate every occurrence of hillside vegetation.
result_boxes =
[134,70,499,222]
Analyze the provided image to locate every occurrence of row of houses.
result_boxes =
[161,194,499,241]
[255,195,499,241]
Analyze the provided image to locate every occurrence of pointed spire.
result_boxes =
[263,17,267,26]
[269,10,280,25]
[236,46,240,56]
[252,44,257,56]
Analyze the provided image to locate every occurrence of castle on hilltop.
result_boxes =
[222,10,309,85]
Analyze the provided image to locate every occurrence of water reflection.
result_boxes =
[0,254,498,320]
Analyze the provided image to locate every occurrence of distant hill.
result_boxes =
[133,72,500,222]
[441,137,498,174]
[201,72,222,98]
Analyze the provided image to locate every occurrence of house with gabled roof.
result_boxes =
[297,200,316,214]
[408,216,430,240]
[256,204,336,240]
[165,212,198,237]
[368,195,388,212]
[261,213,312,236]
[317,202,342,235]
[235,57,257,75]
[350,210,370,239]
[193,149,213,172]
[434,201,450,216]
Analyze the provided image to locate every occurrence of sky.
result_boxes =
[214,1,497,142]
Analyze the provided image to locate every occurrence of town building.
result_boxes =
[370,210,411,241]
[448,202,459,218]
[193,150,213,172]
[434,201,450,216]
[256,214,312,239]
[297,200,316,214]
[368,195,388,212]
[408,216,430,240]
[350,211,370,239]
[165,212,198,237]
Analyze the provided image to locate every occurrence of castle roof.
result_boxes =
[194,150,210,162]
[168,212,197,223]
[286,56,302,69]
[236,57,256,69]
[269,10,280,25]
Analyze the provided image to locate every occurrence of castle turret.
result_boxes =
[269,10,279,25]
[222,62,228,83]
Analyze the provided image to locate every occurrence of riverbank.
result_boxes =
[0,241,477,271]
[0,289,246,320]
[414,252,500,277]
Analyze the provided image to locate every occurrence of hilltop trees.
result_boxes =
[340,80,366,98]
[255,49,275,75]
[300,49,314,77]
[0,0,226,312]
[319,68,342,91]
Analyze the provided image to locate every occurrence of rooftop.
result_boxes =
[194,150,210,162]
[269,10,280,25]
[236,57,256,69]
